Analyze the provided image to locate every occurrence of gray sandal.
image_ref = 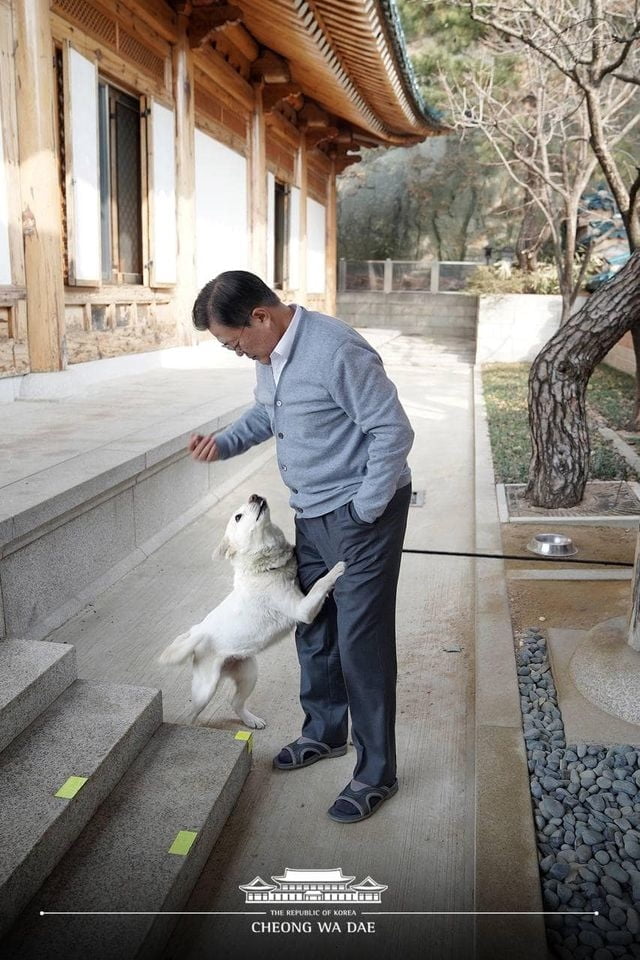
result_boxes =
[327,779,399,822]
[273,738,348,770]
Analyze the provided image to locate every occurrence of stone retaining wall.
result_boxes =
[336,292,478,338]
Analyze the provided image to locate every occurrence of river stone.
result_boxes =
[606,930,633,945]
[540,797,565,820]
[582,828,605,844]
[627,907,640,935]
[601,876,623,896]
[603,863,629,884]
[557,882,572,903]
[609,906,627,927]
[579,929,604,948]
[623,836,640,859]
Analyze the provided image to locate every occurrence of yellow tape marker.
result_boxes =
[54,776,88,799]
[168,830,198,856]
[235,730,253,753]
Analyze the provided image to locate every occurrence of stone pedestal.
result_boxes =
[570,616,640,725]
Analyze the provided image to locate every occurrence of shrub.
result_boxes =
[464,262,592,295]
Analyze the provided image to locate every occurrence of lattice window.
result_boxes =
[52,0,166,84]
[98,82,143,284]
[54,47,69,282]
[54,0,117,46]
[118,30,165,84]
[274,181,289,289]
[114,92,142,278]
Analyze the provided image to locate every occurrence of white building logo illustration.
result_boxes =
[239,867,387,903]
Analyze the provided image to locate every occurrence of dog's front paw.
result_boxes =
[330,561,346,579]
[239,711,267,729]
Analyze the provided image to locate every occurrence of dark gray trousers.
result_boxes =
[293,482,411,788]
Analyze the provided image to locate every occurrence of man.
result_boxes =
[189,270,414,823]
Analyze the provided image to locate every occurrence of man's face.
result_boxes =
[208,307,279,364]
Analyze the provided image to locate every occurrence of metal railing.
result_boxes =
[338,259,481,294]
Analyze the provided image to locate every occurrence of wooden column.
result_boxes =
[297,135,308,303]
[14,0,65,371]
[173,14,196,346]
[325,158,337,316]
[249,83,267,279]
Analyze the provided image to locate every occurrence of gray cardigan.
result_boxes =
[214,308,414,523]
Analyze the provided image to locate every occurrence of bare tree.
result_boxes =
[434,0,640,504]
[464,0,640,247]
[442,53,602,322]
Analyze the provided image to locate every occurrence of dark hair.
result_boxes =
[192,270,280,331]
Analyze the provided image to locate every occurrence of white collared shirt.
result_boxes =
[270,304,302,386]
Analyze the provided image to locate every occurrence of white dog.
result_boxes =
[158,494,345,729]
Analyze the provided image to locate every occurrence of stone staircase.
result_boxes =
[0,638,251,959]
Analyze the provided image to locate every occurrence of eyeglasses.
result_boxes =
[217,320,248,353]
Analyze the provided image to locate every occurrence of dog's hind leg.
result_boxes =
[225,657,266,730]
[158,628,198,665]
[187,651,225,723]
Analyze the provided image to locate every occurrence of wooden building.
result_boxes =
[0,0,439,377]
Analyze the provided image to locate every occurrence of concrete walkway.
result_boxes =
[37,331,479,959]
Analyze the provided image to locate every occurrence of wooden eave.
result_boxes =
[235,0,440,145]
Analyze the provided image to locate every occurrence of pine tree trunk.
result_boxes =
[526,250,640,507]
[630,325,640,430]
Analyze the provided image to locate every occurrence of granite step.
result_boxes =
[2,723,252,960]
[0,639,76,754]
[0,678,162,937]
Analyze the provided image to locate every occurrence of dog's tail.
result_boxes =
[158,629,200,666]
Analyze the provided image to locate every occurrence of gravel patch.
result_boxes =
[517,628,640,959]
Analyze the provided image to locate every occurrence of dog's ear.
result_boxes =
[215,536,235,560]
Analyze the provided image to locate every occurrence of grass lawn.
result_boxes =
[481,363,639,484]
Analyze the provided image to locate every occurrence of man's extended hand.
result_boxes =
[189,433,220,462]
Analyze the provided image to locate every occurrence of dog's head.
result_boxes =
[216,494,285,562]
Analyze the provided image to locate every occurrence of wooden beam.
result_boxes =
[194,45,254,110]
[335,128,359,147]
[126,0,178,43]
[14,0,66,372]
[224,23,259,61]
[173,13,197,345]
[251,49,290,83]
[262,82,303,112]
[249,84,268,278]
[297,134,308,301]
[188,4,242,49]
[264,109,300,147]
[305,126,339,149]
[334,156,362,174]
[325,158,337,316]
[298,101,331,129]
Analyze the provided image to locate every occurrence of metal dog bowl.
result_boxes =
[526,533,577,558]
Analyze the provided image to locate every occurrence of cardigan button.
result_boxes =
[276,400,282,406]
[278,432,284,439]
